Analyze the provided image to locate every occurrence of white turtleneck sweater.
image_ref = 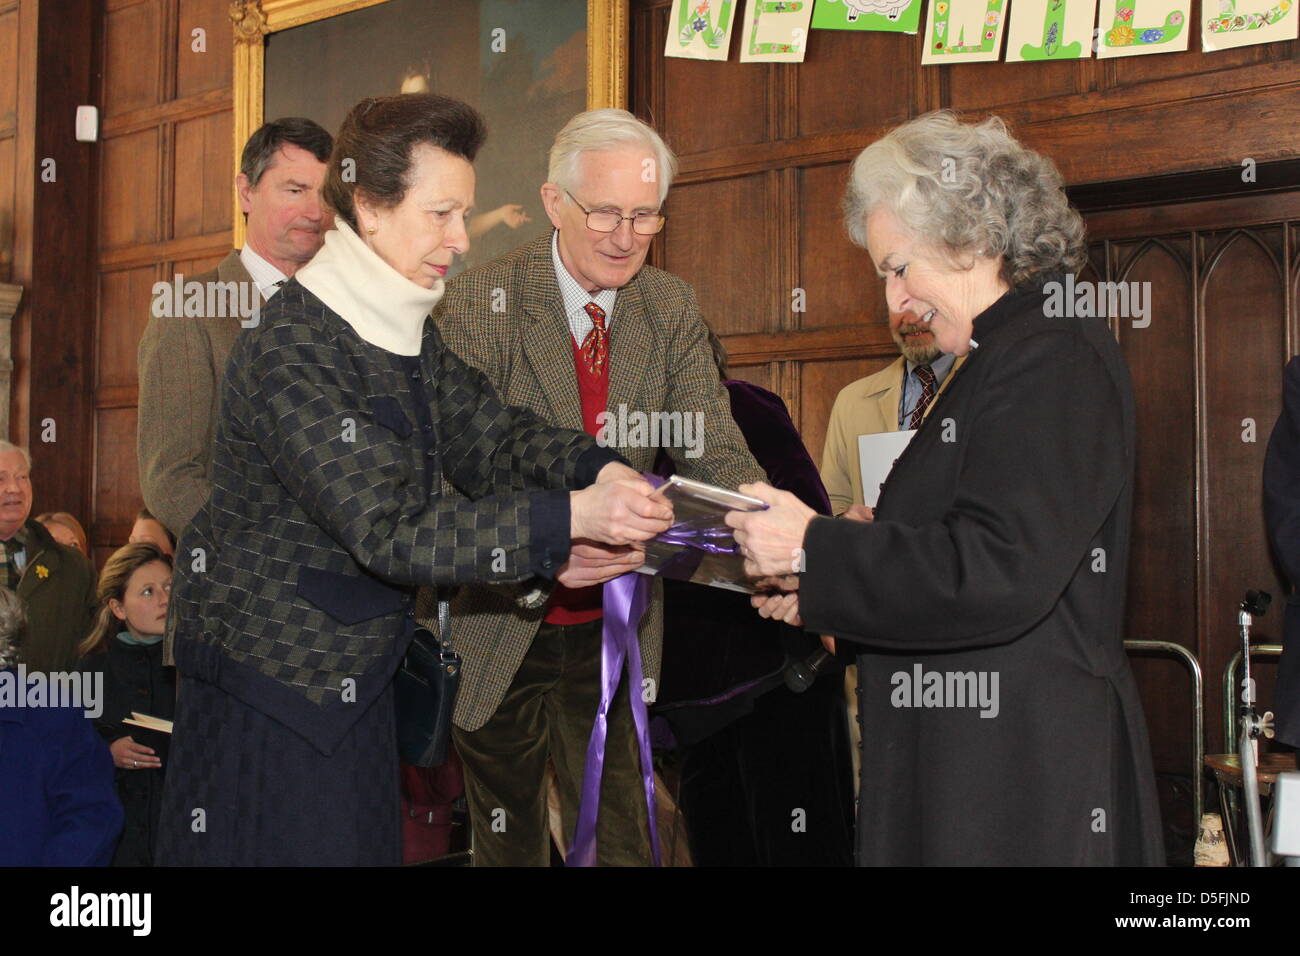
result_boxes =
[295,218,445,356]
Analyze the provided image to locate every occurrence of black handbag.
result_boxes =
[395,596,461,767]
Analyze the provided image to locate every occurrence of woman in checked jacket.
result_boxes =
[155,94,670,867]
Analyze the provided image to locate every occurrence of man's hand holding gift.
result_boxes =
[564,466,671,586]
[571,468,672,546]
[557,541,646,588]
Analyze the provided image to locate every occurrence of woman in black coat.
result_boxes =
[79,542,175,866]
[728,111,1164,866]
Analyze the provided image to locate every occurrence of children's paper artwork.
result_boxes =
[1005,0,1097,60]
[1201,0,1297,51]
[665,0,738,60]
[738,0,815,62]
[810,0,925,34]
[921,0,1009,63]
[1096,0,1191,57]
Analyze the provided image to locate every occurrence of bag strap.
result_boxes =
[437,594,453,656]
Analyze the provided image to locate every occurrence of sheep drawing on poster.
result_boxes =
[812,0,924,32]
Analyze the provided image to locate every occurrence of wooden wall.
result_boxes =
[629,0,1300,840]
[9,0,1295,846]
[93,0,233,567]
[5,0,99,532]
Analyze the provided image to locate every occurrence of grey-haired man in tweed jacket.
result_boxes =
[430,109,764,866]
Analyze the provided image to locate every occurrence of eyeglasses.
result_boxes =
[565,190,666,235]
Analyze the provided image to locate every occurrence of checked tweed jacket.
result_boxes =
[428,233,765,732]
[169,278,618,754]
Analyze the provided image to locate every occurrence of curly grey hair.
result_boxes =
[0,586,26,669]
[843,110,1086,287]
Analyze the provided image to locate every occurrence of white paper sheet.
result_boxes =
[858,429,916,508]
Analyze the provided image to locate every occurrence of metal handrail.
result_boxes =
[1222,645,1284,753]
[1124,639,1204,833]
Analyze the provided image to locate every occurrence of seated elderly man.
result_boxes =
[0,441,96,674]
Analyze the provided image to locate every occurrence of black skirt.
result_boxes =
[155,675,401,866]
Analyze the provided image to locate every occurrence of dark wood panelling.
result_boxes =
[101,230,231,271]
[101,128,161,249]
[101,87,232,138]
[660,48,767,154]
[18,0,99,528]
[172,108,232,239]
[91,0,233,557]
[0,136,12,281]
[797,162,880,328]
[1111,238,1198,776]
[98,266,159,390]
[1085,190,1300,242]
[1015,82,1300,187]
[173,252,225,277]
[727,362,772,393]
[93,405,141,543]
[946,56,1081,112]
[663,173,773,335]
[1199,227,1289,741]
[103,0,162,117]
[796,29,914,139]
[174,0,233,100]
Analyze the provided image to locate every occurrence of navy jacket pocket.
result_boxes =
[295,566,408,625]
[370,395,412,438]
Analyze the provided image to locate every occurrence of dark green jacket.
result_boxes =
[14,519,97,674]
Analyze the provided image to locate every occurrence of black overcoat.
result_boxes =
[83,636,175,865]
[801,281,1165,865]
[1260,355,1300,749]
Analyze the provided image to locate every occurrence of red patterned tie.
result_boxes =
[907,364,937,430]
[581,301,608,376]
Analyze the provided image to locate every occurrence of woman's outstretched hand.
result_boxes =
[750,590,802,627]
[725,482,816,579]
[571,475,672,546]
[556,540,646,587]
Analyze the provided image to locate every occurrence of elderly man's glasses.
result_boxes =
[565,190,666,235]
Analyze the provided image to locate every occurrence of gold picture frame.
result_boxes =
[228,0,629,245]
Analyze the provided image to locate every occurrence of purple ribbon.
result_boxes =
[567,569,661,867]
[655,525,740,554]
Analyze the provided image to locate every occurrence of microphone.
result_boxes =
[784,648,834,694]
